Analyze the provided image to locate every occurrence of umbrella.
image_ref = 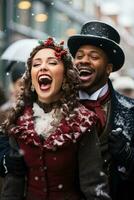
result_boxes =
[1,38,39,63]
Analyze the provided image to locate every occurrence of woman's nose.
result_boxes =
[40,63,48,71]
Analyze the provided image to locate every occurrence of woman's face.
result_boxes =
[31,48,64,103]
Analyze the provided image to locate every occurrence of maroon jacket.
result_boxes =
[10,104,98,200]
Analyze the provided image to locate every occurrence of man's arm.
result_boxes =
[78,129,112,200]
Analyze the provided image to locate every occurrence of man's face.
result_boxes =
[74,45,113,94]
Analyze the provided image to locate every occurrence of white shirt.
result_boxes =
[79,83,108,100]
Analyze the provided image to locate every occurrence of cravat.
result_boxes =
[81,90,110,135]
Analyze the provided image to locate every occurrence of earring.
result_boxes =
[31,85,35,92]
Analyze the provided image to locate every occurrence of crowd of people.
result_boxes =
[0,20,134,200]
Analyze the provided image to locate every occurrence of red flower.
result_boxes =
[55,47,61,52]
[39,37,68,60]
[55,50,67,60]
[44,37,54,46]
[60,41,64,45]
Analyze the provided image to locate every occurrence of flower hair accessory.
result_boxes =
[38,37,68,60]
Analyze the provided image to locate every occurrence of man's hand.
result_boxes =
[108,127,133,167]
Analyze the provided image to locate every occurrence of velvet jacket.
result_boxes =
[3,103,111,200]
[107,80,134,200]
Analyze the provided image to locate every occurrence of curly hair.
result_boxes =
[3,38,80,131]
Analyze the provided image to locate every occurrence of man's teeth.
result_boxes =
[79,70,92,76]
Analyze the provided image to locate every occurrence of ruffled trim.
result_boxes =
[9,105,97,150]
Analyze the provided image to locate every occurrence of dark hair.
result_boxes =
[3,38,80,131]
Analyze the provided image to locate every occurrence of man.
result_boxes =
[67,21,134,200]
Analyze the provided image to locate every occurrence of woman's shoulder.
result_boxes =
[68,103,98,132]
[75,103,97,119]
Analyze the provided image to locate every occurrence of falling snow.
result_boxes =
[51,2,54,6]
[113,92,134,140]
[118,95,134,108]
[95,183,111,199]
[118,166,126,173]
[58,184,63,189]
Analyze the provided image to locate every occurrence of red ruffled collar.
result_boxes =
[9,105,97,150]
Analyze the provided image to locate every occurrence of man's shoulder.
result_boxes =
[109,79,134,108]
[114,91,134,109]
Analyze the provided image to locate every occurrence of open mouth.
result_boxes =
[38,75,52,90]
[78,68,94,81]
[79,69,92,77]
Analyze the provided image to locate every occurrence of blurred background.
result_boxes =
[0,0,134,98]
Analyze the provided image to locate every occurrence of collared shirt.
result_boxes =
[79,83,108,100]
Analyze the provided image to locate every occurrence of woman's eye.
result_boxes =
[32,63,40,67]
[49,61,57,65]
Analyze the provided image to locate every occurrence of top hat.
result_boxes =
[67,21,125,71]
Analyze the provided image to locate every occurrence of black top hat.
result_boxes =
[67,21,125,71]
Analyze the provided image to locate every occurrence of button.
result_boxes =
[34,176,39,181]
[58,184,63,189]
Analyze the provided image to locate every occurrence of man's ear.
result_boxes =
[107,63,113,76]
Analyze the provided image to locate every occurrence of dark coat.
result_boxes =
[78,128,111,200]
[100,80,134,200]
[0,137,25,200]
[79,79,134,200]
[0,135,10,177]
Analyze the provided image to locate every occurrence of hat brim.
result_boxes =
[67,35,125,71]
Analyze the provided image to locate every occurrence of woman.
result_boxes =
[1,37,111,200]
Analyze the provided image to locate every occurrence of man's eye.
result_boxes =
[76,55,83,59]
[91,56,99,60]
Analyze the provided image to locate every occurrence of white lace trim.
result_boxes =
[33,103,62,139]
